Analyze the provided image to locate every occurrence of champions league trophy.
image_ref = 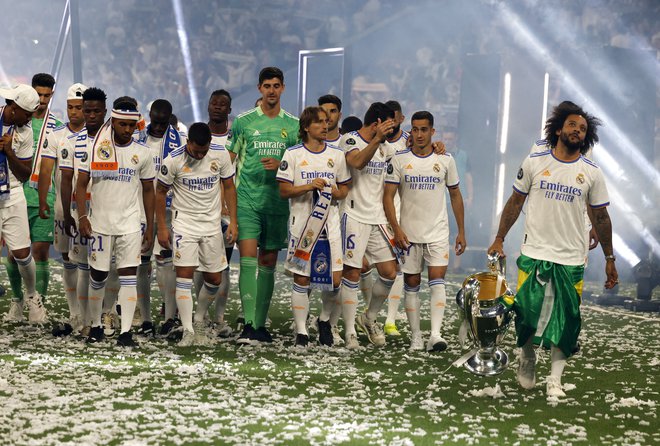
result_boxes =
[455,253,514,376]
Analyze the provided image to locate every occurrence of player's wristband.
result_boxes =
[604,255,616,262]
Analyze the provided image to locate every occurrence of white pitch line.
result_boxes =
[583,303,660,322]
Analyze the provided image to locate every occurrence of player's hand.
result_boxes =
[260,157,280,171]
[588,228,599,250]
[39,202,51,219]
[63,213,77,237]
[78,216,93,239]
[432,140,446,155]
[141,229,154,254]
[308,178,326,191]
[604,260,618,289]
[0,133,12,153]
[157,227,171,251]
[225,221,238,246]
[393,227,410,250]
[455,232,466,256]
[375,119,395,142]
[487,238,505,259]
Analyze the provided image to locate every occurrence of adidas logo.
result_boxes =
[405,164,413,169]
[300,160,309,166]
[542,169,551,176]
[252,130,261,136]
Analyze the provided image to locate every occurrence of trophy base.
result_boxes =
[464,349,509,376]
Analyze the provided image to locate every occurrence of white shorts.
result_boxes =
[88,231,142,272]
[341,213,394,269]
[285,232,343,277]
[69,228,89,264]
[401,239,450,275]
[0,202,31,251]
[172,229,227,273]
[54,218,70,253]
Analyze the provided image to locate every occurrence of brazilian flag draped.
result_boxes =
[509,254,585,357]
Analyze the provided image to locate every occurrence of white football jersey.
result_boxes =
[60,129,95,220]
[0,106,33,208]
[513,150,609,265]
[42,124,81,219]
[386,149,459,243]
[385,130,409,153]
[158,143,234,236]
[530,139,593,160]
[276,142,351,238]
[211,130,229,148]
[78,139,155,235]
[339,131,395,225]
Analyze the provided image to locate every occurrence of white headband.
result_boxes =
[111,109,141,121]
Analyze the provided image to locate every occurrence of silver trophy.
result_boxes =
[455,253,514,376]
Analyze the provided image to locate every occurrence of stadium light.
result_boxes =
[499,73,511,154]
[495,163,506,216]
[540,72,549,138]
[172,0,201,121]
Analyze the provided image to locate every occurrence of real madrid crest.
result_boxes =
[281,128,288,139]
[576,173,585,184]
[98,140,112,160]
[131,154,139,165]
[301,229,314,249]
[314,254,328,274]
[379,147,384,157]
[210,161,219,173]
[43,139,48,148]
[433,163,440,173]
[327,158,334,168]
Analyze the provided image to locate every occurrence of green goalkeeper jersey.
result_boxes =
[227,106,299,215]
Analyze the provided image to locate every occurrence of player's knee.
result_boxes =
[204,272,222,286]
[404,274,421,288]
[90,268,109,282]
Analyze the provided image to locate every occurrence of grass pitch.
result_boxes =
[0,262,658,445]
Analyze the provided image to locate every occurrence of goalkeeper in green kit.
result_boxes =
[227,67,300,344]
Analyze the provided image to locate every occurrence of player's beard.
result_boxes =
[560,131,583,154]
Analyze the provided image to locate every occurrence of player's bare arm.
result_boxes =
[448,185,466,255]
[75,171,92,238]
[278,177,325,198]
[141,179,155,253]
[591,206,618,289]
[1,138,31,182]
[587,205,599,250]
[346,119,394,170]
[488,190,526,257]
[221,176,238,245]
[383,182,409,249]
[60,168,76,236]
[331,181,350,201]
[37,157,56,219]
[155,182,171,250]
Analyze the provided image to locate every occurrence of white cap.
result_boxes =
[67,83,87,101]
[0,84,40,112]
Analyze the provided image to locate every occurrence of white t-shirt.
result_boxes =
[530,138,593,160]
[211,131,229,148]
[0,106,32,208]
[157,143,234,236]
[339,131,395,225]
[513,150,610,265]
[385,130,409,153]
[78,138,155,235]
[276,142,351,238]
[41,124,80,219]
[385,149,459,243]
[59,129,95,220]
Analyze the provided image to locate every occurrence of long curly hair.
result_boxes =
[544,101,602,154]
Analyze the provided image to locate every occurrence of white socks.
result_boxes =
[15,254,36,296]
[175,278,194,332]
[291,283,309,335]
[550,345,567,381]
[366,276,394,321]
[319,286,339,322]
[157,258,177,320]
[214,269,230,323]
[404,283,421,335]
[194,281,220,323]
[359,270,373,307]
[385,272,403,325]
[63,261,79,318]
[341,278,359,336]
[77,263,90,326]
[88,276,107,327]
[118,275,137,334]
[429,279,447,336]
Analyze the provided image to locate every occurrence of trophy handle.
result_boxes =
[487,252,506,276]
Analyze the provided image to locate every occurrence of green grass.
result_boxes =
[0,262,658,445]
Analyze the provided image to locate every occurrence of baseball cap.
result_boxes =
[67,83,88,100]
[0,84,40,112]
